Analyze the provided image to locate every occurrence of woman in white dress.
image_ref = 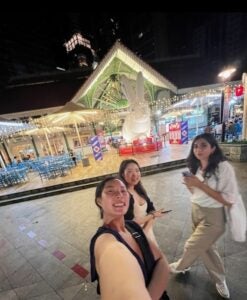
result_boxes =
[118,159,164,246]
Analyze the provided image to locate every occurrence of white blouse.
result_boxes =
[191,161,238,208]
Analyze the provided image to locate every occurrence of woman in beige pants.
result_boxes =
[170,133,240,299]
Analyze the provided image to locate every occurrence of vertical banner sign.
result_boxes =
[181,121,188,144]
[169,122,188,144]
[169,122,181,144]
[223,86,232,123]
[90,136,103,161]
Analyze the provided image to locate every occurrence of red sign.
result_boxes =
[235,85,244,97]
[169,122,182,144]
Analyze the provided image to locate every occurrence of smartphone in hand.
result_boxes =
[182,171,192,177]
[161,210,172,214]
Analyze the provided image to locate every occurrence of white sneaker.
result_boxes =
[169,262,191,274]
[216,280,230,299]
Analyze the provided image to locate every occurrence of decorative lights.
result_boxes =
[218,68,236,80]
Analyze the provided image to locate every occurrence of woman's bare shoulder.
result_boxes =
[95,233,117,249]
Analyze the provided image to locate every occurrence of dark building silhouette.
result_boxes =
[114,13,247,87]
[0,14,58,88]
[118,12,169,61]
[1,13,247,91]
[0,13,96,89]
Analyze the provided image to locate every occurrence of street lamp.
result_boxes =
[218,68,236,81]
[218,67,236,142]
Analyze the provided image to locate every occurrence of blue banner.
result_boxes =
[181,121,188,144]
[90,136,103,161]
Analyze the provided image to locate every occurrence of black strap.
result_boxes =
[125,221,155,278]
[125,222,170,300]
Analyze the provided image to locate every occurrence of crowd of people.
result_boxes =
[207,117,243,141]
[12,153,33,165]
[89,133,243,299]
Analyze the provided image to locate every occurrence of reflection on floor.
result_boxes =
[0,144,190,197]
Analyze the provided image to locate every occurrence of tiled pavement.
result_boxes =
[0,145,247,299]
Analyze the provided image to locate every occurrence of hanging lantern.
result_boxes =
[235,84,244,97]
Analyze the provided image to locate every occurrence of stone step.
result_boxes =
[0,159,186,206]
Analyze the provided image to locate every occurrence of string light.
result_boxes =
[0,119,35,139]
[150,83,244,115]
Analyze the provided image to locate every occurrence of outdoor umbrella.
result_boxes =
[0,117,36,165]
[24,126,66,156]
[44,102,104,148]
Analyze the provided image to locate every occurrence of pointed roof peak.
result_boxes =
[71,40,177,103]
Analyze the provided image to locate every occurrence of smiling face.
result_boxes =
[123,162,141,187]
[193,138,215,161]
[97,179,130,218]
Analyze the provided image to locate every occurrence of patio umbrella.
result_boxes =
[24,126,66,156]
[45,102,104,148]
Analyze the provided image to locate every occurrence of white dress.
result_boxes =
[133,201,158,246]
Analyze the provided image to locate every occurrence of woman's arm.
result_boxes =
[134,210,166,228]
[184,166,233,207]
[147,239,170,300]
[95,234,151,300]
[192,179,232,206]
[134,213,155,226]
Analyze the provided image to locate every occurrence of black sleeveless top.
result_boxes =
[89,220,156,294]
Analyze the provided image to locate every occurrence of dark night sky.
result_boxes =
[1,12,247,88]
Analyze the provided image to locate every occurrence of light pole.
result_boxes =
[154,110,162,136]
[218,67,236,142]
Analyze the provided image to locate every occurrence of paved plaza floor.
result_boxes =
[0,160,246,299]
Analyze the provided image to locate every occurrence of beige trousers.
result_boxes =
[176,203,226,283]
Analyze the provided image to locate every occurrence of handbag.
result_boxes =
[227,194,247,242]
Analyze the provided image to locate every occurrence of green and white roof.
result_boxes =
[71,41,177,110]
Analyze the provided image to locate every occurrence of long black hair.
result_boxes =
[118,159,148,198]
[187,133,226,178]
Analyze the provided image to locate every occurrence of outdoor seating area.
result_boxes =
[0,167,29,188]
[0,144,191,199]
[0,154,80,189]
[33,156,75,182]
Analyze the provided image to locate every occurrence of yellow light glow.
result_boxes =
[218,68,236,80]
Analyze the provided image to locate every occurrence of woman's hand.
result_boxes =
[149,208,166,219]
[183,175,203,189]
[143,209,164,231]
[183,175,232,206]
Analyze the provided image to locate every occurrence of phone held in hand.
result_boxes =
[182,171,192,177]
[161,210,172,214]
